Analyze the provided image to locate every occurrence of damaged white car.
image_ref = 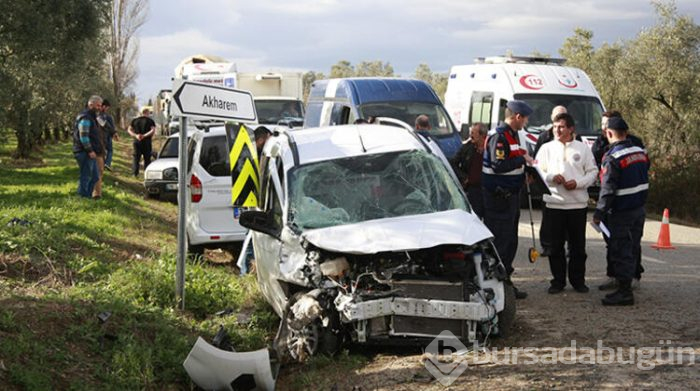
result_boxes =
[240,123,515,362]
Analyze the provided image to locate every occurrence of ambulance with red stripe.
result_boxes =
[444,55,605,156]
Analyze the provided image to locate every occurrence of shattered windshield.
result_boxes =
[515,94,604,137]
[358,102,456,137]
[288,150,469,230]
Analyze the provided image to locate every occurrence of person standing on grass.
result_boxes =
[98,99,118,172]
[127,107,156,177]
[72,95,103,198]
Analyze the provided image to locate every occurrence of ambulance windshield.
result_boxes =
[516,94,604,137]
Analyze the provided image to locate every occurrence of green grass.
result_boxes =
[0,135,278,389]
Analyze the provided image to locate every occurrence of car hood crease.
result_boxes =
[301,209,492,254]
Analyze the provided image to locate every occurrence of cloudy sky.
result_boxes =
[135,0,700,103]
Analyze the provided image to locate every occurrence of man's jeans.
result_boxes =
[105,136,114,167]
[75,151,98,198]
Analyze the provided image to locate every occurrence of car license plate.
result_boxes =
[165,183,178,191]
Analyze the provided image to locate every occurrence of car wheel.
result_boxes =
[186,235,204,258]
[274,292,342,363]
[495,282,516,338]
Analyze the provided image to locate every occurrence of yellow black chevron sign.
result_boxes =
[225,123,259,207]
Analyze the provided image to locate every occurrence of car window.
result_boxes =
[199,135,230,177]
[187,138,197,173]
[159,137,180,158]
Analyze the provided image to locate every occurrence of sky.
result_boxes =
[135,0,700,104]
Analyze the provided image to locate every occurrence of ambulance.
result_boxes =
[444,55,605,155]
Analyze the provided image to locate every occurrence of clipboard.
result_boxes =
[524,165,552,195]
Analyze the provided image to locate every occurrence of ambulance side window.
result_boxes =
[498,99,508,124]
[470,92,494,128]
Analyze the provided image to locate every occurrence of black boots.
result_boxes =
[602,280,634,306]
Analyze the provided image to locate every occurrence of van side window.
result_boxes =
[498,99,508,124]
[332,104,351,125]
[187,138,197,173]
[469,91,494,127]
[200,135,230,177]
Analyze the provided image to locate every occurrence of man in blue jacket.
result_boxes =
[593,116,650,306]
[482,100,535,299]
[72,95,103,198]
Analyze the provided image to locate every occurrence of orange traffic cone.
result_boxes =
[652,208,675,250]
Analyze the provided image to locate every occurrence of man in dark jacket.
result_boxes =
[72,95,103,198]
[592,111,646,291]
[593,117,650,306]
[482,100,535,299]
[450,123,486,218]
[127,107,157,177]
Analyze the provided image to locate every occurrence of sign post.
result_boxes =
[171,80,256,310]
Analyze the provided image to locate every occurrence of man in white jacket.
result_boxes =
[535,113,598,294]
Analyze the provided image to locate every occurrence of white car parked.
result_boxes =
[185,126,247,255]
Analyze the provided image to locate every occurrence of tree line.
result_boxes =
[560,1,700,221]
[0,0,146,158]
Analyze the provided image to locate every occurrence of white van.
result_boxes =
[444,56,605,154]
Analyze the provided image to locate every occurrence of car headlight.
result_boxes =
[146,170,163,180]
[163,167,178,180]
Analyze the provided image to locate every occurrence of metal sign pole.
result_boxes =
[176,115,188,310]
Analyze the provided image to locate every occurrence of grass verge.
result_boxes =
[0,135,277,389]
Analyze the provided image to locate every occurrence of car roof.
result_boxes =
[278,124,428,166]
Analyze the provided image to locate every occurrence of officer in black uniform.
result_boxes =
[593,117,650,306]
[482,100,534,299]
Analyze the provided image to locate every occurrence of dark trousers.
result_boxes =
[540,206,553,250]
[547,208,588,287]
[132,141,152,176]
[607,208,645,283]
[604,215,644,279]
[483,188,520,276]
[466,184,484,219]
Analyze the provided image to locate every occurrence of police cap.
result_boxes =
[606,117,629,131]
[506,100,533,117]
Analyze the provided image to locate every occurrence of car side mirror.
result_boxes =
[460,124,470,141]
[239,210,280,239]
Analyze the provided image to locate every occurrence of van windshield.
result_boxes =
[358,102,456,137]
[515,94,604,137]
[255,99,304,125]
[287,150,469,231]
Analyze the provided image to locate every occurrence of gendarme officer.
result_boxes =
[593,116,650,306]
[482,100,534,299]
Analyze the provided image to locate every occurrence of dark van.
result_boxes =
[304,77,462,158]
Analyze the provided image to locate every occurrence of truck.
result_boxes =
[174,56,304,129]
[443,55,605,155]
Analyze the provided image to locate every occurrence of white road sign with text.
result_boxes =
[171,80,257,121]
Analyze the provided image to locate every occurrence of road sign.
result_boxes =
[171,80,257,121]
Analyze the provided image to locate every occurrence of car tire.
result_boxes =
[186,235,204,258]
[495,282,516,338]
[274,292,342,363]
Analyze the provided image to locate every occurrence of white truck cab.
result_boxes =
[444,55,605,153]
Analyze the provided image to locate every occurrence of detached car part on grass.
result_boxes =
[184,124,515,389]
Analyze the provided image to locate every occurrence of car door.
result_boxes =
[252,154,289,315]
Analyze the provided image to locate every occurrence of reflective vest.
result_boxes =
[482,124,527,191]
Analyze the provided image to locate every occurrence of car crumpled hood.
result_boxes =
[301,209,492,254]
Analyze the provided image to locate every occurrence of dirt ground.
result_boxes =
[277,210,700,390]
